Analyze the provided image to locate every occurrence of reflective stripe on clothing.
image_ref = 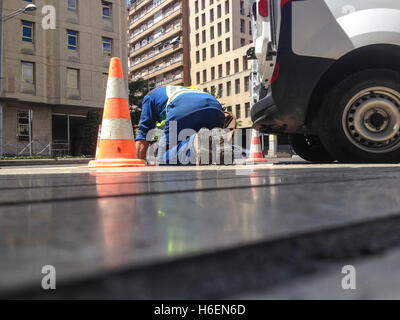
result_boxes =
[165,86,205,111]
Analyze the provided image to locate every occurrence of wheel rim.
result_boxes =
[342,87,400,153]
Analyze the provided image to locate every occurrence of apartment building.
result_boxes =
[189,0,253,129]
[127,0,190,87]
[0,0,127,156]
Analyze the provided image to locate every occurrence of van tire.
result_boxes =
[319,69,400,163]
[289,134,335,163]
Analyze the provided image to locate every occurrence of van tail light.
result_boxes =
[281,0,291,9]
[270,62,280,84]
[258,0,268,17]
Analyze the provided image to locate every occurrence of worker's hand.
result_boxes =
[136,140,150,160]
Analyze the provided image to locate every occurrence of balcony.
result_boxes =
[165,76,184,86]
[130,43,183,71]
[128,0,153,15]
[129,7,182,46]
[130,27,181,58]
[134,72,183,86]
[132,59,183,82]
[147,60,183,79]
[129,0,173,30]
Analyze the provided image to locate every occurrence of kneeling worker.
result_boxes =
[135,86,225,165]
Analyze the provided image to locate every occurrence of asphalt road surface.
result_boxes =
[2,159,400,299]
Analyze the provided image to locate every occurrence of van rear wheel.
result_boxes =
[289,134,335,163]
[319,69,400,163]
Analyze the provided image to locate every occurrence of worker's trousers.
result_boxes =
[157,98,225,165]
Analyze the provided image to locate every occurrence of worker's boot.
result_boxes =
[193,128,213,165]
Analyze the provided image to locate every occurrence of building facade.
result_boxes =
[127,0,190,87]
[0,0,127,156]
[189,0,253,129]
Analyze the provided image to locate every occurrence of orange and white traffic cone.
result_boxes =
[86,57,146,168]
[246,129,268,164]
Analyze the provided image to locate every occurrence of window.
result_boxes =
[202,30,206,43]
[22,61,34,84]
[202,13,206,26]
[211,85,216,95]
[196,51,200,63]
[245,76,250,92]
[102,1,112,19]
[245,103,251,118]
[67,30,78,50]
[102,37,112,56]
[235,79,241,94]
[236,105,241,119]
[218,83,223,97]
[243,56,248,70]
[68,0,77,11]
[225,0,230,14]
[227,81,231,96]
[22,21,33,43]
[196,34,200,46]
[218,64,222,78]
[227,106,232,113]
[211,67,215,80]
[210,9,214,22]
[67,68,79,89]
[218,41,222,55]
[225,19,230,33]
[240,1,245,15]
[234,59,239,73]
[210,44,215,58]
[202,47,206,61]
[240,19,245,33]
[203,69,207,82]
[225,38,230,52]
[217,4,221,18]
[226,61,231,76]
[17,111,30,142]
[196,72,200,84]
[210,26,215,39]
[217,22,222,36]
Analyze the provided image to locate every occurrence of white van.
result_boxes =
[248,0,400,163]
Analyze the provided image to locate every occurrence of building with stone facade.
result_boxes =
[189,0,253,129]
[0,0,127,156]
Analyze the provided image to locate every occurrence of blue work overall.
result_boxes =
[135,86,225,165]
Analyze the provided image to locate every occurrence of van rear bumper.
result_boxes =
[251,90,281,132]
